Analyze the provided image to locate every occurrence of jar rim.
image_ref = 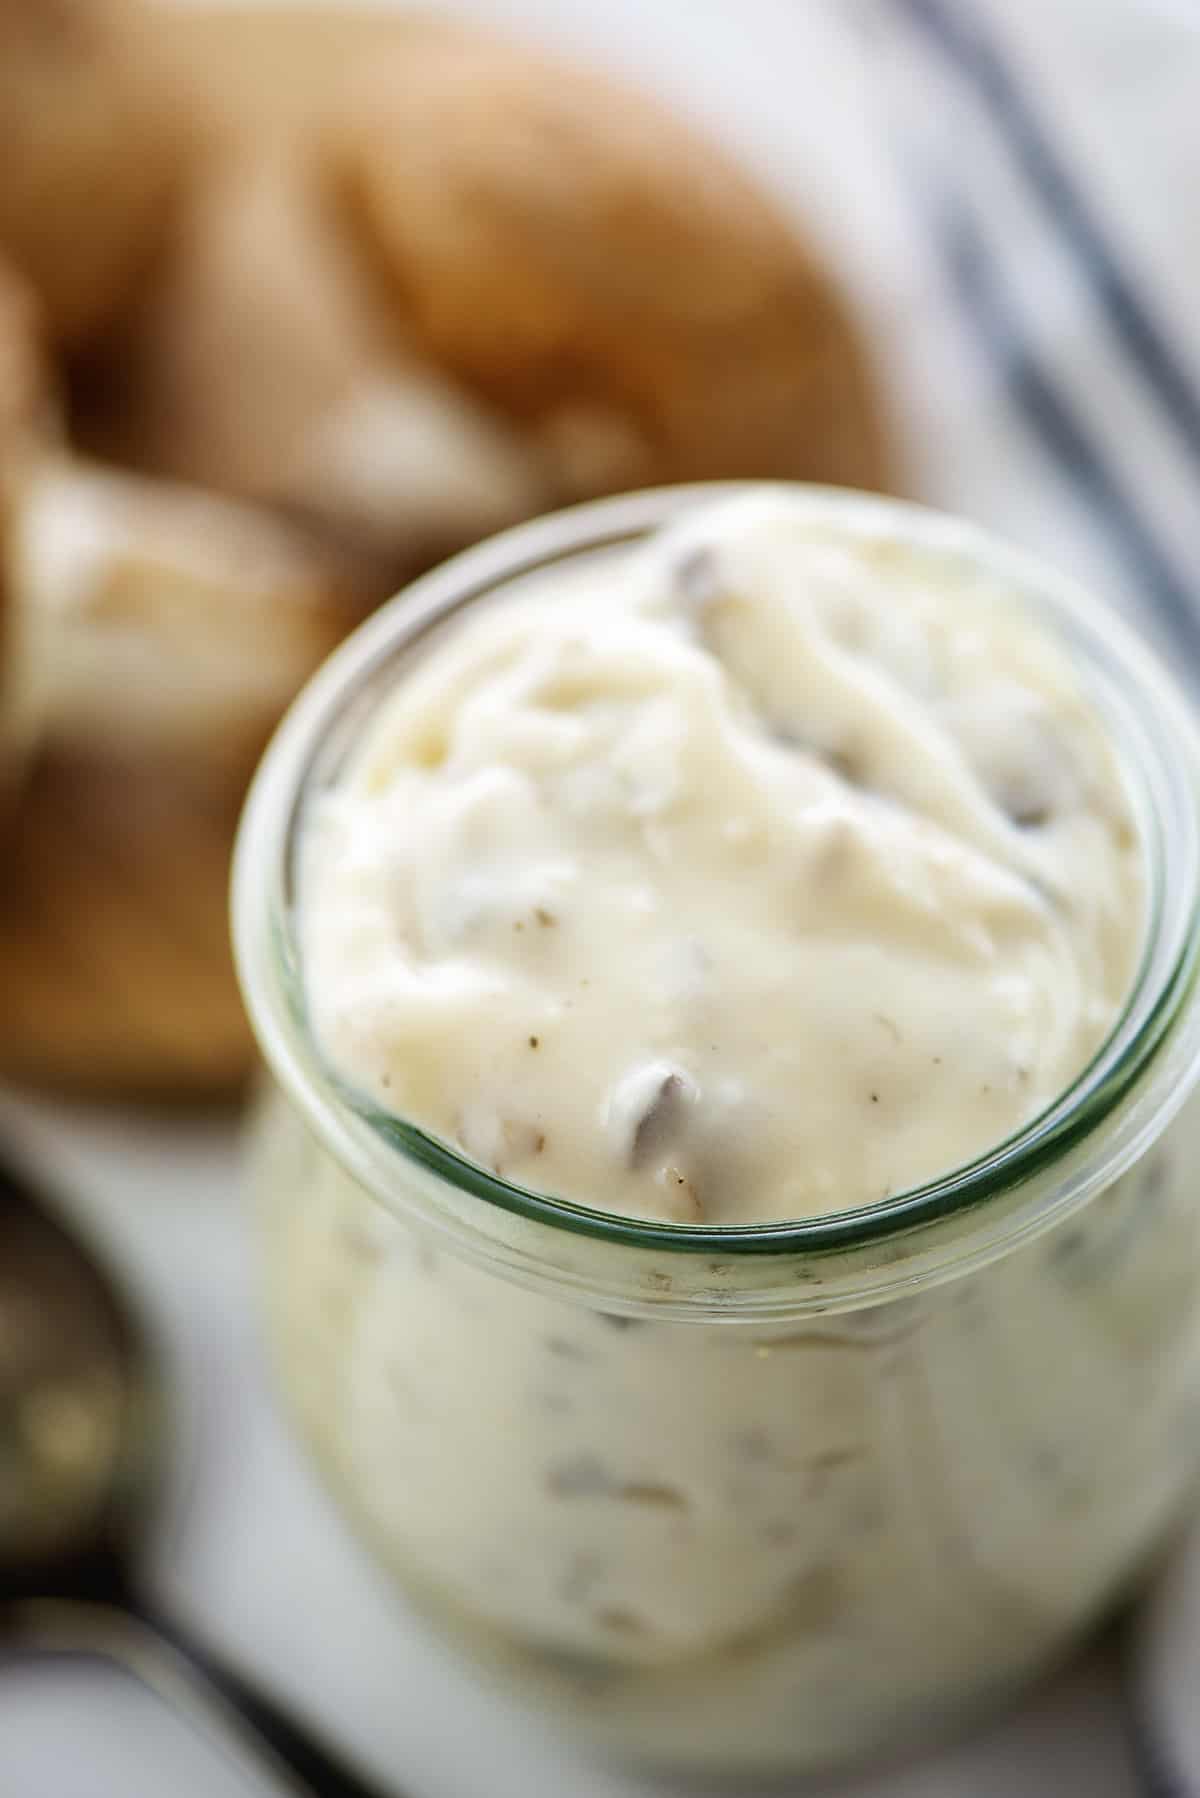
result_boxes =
[232,482,1200,1272]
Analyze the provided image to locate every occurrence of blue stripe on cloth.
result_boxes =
[924,180,1200,667]
[1123,1684,1197,1798]
[888,0,1200,476]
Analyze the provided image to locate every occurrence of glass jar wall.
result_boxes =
[234,486,1200,1777]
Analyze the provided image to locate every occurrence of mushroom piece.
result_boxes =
[607,1061,701,1171]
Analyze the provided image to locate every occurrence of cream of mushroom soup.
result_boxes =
[299,492,1143,1222]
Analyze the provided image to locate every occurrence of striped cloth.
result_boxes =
[852,5,1200,1797]
[857,0,1200,678]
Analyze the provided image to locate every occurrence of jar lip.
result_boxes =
[233,482,1200,1264]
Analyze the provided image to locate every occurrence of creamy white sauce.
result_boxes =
[300,492,1143,1223]
[258,495,1200,1774]
[255,1096,1200,1769]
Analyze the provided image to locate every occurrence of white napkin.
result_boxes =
[853,5,1200,1792]
[855,0,1200,659]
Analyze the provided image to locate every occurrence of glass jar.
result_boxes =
[233,484,1200,1779]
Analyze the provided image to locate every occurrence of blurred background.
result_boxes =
[2,0,1199,1792]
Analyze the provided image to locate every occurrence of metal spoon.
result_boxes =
[0,1147,395,1798]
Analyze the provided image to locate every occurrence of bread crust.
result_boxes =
[0,0,187,345]
[3,5,895,1096]
[328,25,892,494]
[75,6,892,572]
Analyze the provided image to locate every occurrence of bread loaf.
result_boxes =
[0,253,365,1093]
[0,0,187,346]
[3,3,897,1097]
[76,7,893,579]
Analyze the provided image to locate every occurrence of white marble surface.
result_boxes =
[6,0,1200,1789]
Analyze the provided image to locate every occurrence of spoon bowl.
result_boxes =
[0,1150,394,1798]
[0,1169,153,1597]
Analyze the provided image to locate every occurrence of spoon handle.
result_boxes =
[4,1594,400,1798]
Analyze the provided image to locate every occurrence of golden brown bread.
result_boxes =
[76,145,551,585]
[0,256,59,781]
[10,457,368,766]
[166,3,455,143]
[6,4,895,1099]
[0,260,40,605]
[0,252,367,1096]
[328,27,891,495]
[0,258,57,483]
[76,6,892,577]
[0,244,367,773]
[0,0,187,346]
[0,458,363,1095]
[0,749,252,1097]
